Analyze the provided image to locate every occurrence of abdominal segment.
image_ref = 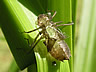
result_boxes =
[49,40,71,61]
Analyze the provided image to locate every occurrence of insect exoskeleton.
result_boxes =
[24,11,73,61]
[45,26,71,61]
[37,14,50,27]
[49,39,71,61]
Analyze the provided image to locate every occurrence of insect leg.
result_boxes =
[23,27,41,33]
[49,11,57,20]
[53,21,63,25]
[56,22,74,27]
[28,35,44,53]
[52,11,57,19]
[30,32,41,47]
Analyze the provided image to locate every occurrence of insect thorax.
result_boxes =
[37,14,50,27]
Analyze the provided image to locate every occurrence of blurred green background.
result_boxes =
[0,28,13,72]
[0,0,96,72]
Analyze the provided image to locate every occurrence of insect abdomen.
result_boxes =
[49,40,71,61]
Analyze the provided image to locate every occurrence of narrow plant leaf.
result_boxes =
[47,0,73,72]
[0,0,37,70]
[72,0,77,72]
[28,0,74,72]
[18,0,45,15]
